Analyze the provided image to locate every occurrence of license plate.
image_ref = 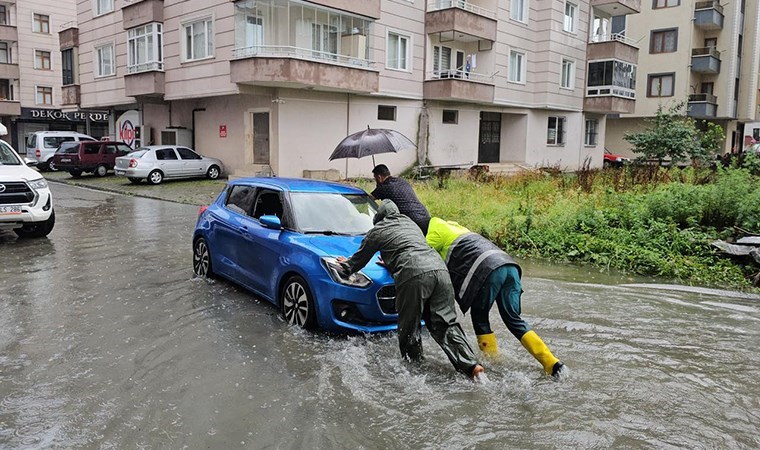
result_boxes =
[60,158,71,162]
[0,205,22,215]
[115,170,126,176]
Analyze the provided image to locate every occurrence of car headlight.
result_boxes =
[321,257,372,288]
[28,178,48,190]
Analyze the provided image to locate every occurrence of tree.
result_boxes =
[624,101,724,166]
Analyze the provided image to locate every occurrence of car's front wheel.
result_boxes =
[281,275,316,329]
[206,165,220,180]
[14,210,55,238]
[192,237,214,278]
[147,170,163,185]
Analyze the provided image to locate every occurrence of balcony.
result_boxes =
[0,25,17,42]
[587,34,639,65]
[687,93,717,118]
[691,47,721,74]
[0,100,20,116]
[61,85,80,106]
[59,25,79,50]
[0,63,19,79]
[124,70,165,98]
[694,1,723,30]
[122,0,164,30]
[231,47,378,93]
[426,0,497,43]
[424,69,495,103]
[590,0,640,15]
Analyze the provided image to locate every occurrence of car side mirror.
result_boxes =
[24,157,38,167]
[260,215,281,230]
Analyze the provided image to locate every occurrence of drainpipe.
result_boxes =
[192,108,206,150]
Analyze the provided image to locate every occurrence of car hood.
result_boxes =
[0,164,45,182]
[303,234,391,281]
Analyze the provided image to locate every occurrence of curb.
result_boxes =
[47,178,205,206]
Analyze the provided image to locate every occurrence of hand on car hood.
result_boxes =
[308,235,390,280]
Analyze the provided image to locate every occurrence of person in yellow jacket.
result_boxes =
[426,217,566,377]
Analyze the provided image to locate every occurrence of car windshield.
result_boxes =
[290,193,378,235]
[0,143,21,165]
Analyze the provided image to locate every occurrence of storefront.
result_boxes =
[11,108,110,154]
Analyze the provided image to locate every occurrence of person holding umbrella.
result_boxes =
[337,200,484,380]
[370,164,431,234]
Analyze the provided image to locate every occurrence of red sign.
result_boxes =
[219,125,227,138]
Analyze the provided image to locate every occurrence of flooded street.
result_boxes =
[2,183,759,449]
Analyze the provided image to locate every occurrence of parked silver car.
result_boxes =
[114,146,223,185]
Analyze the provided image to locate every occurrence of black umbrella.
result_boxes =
[329,126,416,167]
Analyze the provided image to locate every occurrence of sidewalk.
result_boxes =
[44,170,228,206]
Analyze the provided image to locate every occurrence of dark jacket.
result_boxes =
[371,177,431,232]
[446,233,521,312]
[342,200,445,287]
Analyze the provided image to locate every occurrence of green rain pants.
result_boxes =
[395,269,479,375]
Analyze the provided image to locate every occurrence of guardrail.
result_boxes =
[695,0,723,13]
[426,0,497,19]
[586,85,636,99]
[427,69,494,83]
[232,45,375,68]
[589,32,639,48]
[692,47,721,58]
[127,61,164,74]
[688,93,717,103]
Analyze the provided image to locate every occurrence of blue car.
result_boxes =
[192,177,398,334]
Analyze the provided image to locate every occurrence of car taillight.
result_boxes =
[128,159,138,168]
[35,149,41,158]
[198,205,208,215]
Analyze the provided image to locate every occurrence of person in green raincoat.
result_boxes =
[338,200,484,379]
[426,217,566,377]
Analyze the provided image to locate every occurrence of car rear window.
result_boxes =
[128,150,148,158]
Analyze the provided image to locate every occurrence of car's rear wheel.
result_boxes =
[94,164,108,177]
[193,237,214,278]
[48,161,57,172]
[128,177,142,184]
[14,210,55,238]
[281,275,316,329]
[206,165,220,180]
[69,169,82,178]
[147,170,163,185]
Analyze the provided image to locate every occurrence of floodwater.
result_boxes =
[1,183,759,449]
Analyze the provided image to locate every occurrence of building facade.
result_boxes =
[605,0,760,155]
[0,0,108,153]
[68,0,641,178]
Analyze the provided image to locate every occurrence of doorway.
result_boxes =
[478,112,501,163]
[253,112,270,164]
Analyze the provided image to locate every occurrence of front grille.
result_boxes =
[0,182,34,205]
[377,285,397,314]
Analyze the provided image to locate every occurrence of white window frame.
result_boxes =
[32,12,50,34]
[386,30,410,72]
[584,118,598,146]
[93,0,114,17]
[94,43,115,78]
[0,42,10,64]
[128,23,164,73]
[561,58,575,89]
[182,17,214,62]
[564,1,578,33]
[547,116,567,146]
[35,85,53,106]
[510,0,528,23]
[508,49,526,84]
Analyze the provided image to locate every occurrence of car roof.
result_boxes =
[34,131,91,136]
[230,177,366,194]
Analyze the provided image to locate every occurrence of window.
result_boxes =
[647,73,674,97]
[226,185,256,216]
[509,50,526,83]
[95,44,114,77]
[128,23,164,73]
[253,190,283,220]
[547,116,566,145]
[0,79,11,100]
[95,0,114,16]
[0,42,9,64]
[183,18,214,61]
[433,45,451,73]
[561,59,574,89]
[0,6,7,25]
[34,50,51,70]
[155,148,178,160]
[387,31,409,71]
[511,0,527,22]
[83,143,100,155]
[177,147,202,160]
[584,119,598,146]
[116,144,132,155]
[378,105,396,121]
[62,49,74,85]
[33,14,50,33]
[43,136,74,149]
[586,60,637,98]
[650,29,677,53]
[36,86,53,105]
[443,110,458,124]
[564,2,577,33]
[653,0,679,8]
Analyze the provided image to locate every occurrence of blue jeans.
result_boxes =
[470,265,531,340]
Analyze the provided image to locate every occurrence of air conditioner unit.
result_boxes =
[161,128,193,147]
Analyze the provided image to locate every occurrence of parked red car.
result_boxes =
[604,148,631,168]
[52,141,133,177]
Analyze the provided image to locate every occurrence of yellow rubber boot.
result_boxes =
[476,333,499,357]
[520,330,560,375]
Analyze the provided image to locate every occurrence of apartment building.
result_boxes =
[606,0,760,155]
[67,0,641,178]
[0,0,107,153]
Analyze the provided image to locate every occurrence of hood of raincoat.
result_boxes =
[373,199,400,224]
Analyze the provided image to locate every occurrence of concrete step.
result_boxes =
[482,162,531,176]
[229,164,275,180]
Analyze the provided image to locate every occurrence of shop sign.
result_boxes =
[21,108,109,122]
[116,110,141,149]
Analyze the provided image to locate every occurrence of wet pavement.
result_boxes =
[1,183,759,449]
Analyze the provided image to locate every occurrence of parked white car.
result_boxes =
[0,138,55,238]
[114,146,224,185]
[26,130,97,171]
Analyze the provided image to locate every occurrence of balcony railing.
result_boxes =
[426,0,497,19]
[692,47,720,58]
[586,85,636,99]
[589,32,638,48]
[427,69,494,83]
[127,61,164,74]
[695,1,723,13]
[232,45,375,68]
[688,93,717,103]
